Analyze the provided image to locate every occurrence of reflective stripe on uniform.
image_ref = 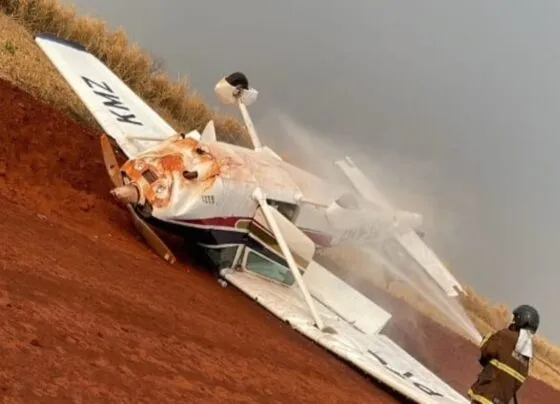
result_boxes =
[489,359,526,383]
[468,389,493,404]
[480,332,492,346]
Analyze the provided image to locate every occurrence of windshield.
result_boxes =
[245,250,295,286]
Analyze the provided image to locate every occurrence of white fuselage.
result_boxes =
[115,135,422,248]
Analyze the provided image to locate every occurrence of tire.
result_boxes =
[225,72,249,90]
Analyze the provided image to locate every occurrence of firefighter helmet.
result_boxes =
[512,304,540,333]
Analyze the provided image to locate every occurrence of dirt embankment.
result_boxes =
[0,78,558,403]
[0,78,402,403]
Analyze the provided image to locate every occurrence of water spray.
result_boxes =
[257,110,482,344]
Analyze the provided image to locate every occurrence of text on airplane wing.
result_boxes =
[34,33,178,158]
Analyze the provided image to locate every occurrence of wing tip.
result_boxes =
[34,32,86,52]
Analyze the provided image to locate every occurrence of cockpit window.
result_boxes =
[245,250,296,286]
[141,169,158,184]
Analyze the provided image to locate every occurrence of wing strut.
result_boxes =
[237,99,262,150]
[252,188,325,330]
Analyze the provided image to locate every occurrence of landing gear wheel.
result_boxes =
[224,72,249,90]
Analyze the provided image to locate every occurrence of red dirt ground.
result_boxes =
[0,78,558,403]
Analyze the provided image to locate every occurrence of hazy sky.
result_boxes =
[62,0,560,342]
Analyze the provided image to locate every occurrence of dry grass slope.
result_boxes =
[1,0,559,391]
[0,0,251,147]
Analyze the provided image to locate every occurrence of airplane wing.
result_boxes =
[34,33,182,159]
[223,262,469,404]
[335,156,465,297]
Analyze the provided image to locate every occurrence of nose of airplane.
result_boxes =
[111,183,140,206]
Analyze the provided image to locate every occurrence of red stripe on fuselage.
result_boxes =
[178,217,252,228]
[178,217,333,247]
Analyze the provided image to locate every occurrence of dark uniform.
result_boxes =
[468,304,540,404]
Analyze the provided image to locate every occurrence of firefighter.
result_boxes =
[468,304,540,404]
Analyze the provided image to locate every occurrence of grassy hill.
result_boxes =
[1,0,559,390]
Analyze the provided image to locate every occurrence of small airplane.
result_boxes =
[34,32,470,403]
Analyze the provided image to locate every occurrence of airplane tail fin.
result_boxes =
[334,156,465,297]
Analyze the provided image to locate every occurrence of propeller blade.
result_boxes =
[126,204,176,264]
[100,133,124,188]
[100,134,177,264]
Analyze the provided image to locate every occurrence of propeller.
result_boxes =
[100,134,177,264]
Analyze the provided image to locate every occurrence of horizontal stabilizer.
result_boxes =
[34,33,179,158]
[396,231,464,296]
[335,156,464,297]
[334,157,392,209]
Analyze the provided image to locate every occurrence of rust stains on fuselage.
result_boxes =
[119,134,221,212]
[116,134,332,221]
